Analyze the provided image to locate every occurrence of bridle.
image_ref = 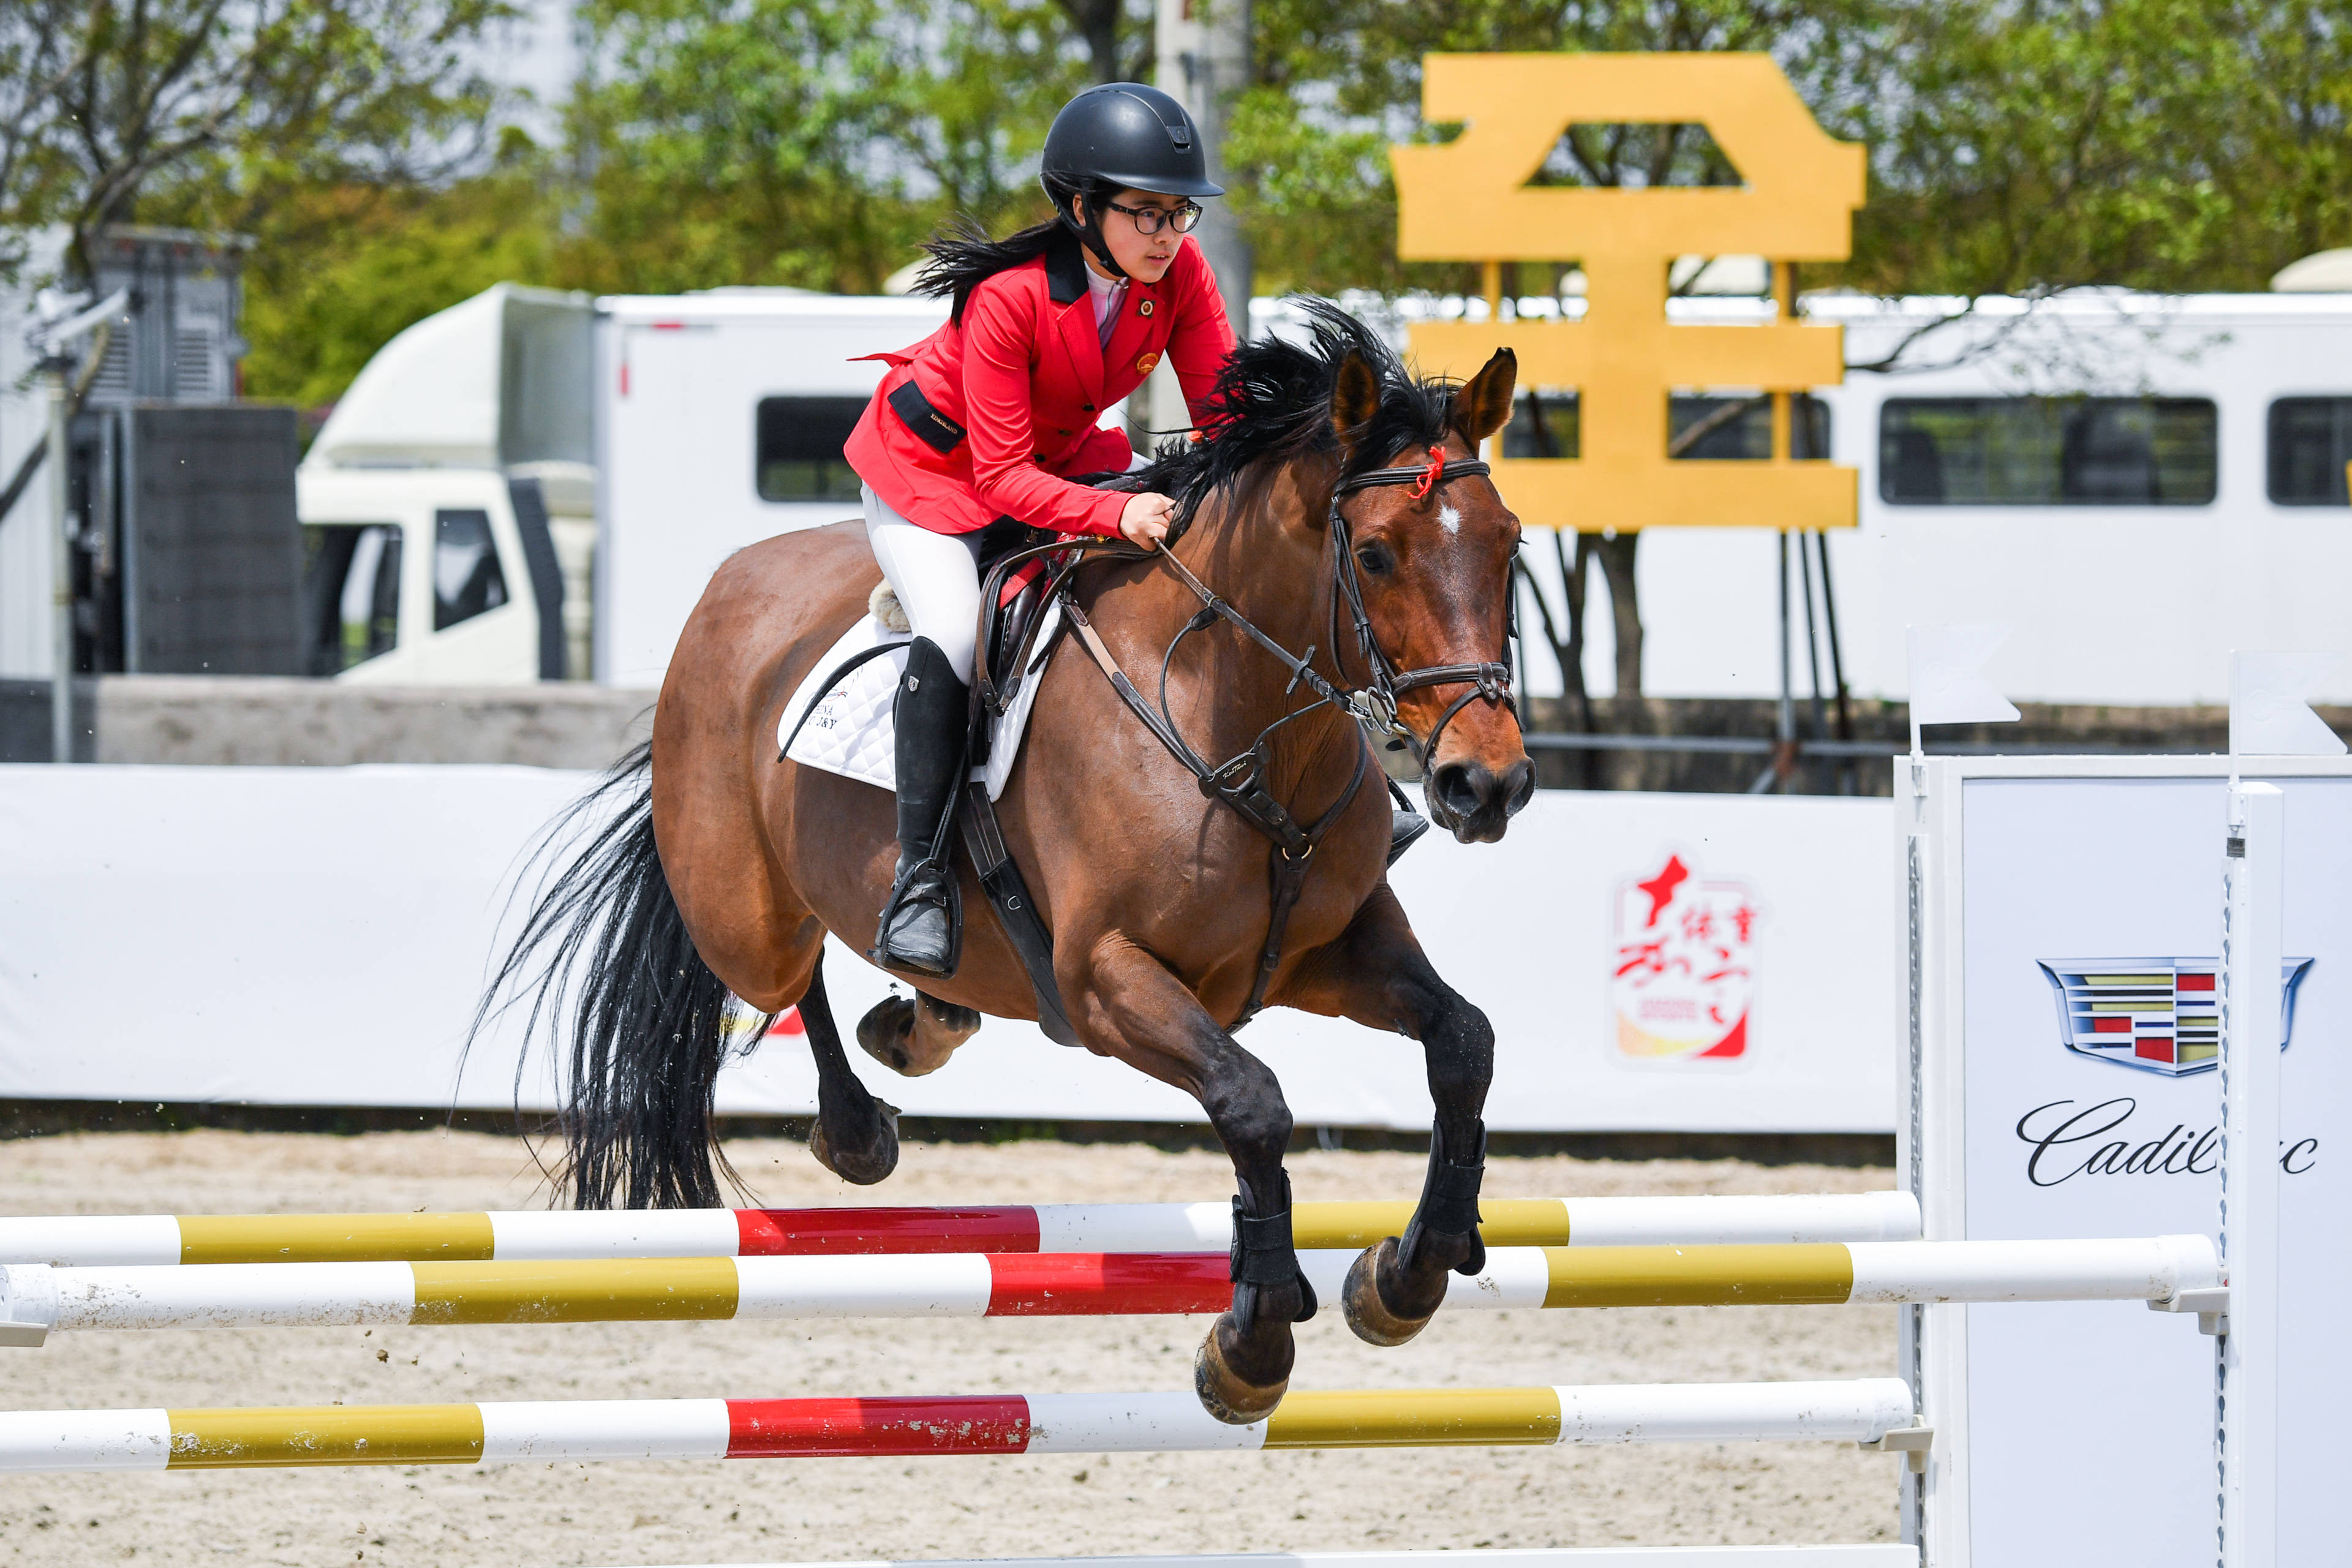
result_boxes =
[984,439,1517,1029]
[1325,444,1517,772]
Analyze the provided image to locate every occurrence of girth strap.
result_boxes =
[957,782,1082,1048]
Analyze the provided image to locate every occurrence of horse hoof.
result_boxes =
[1193,1329,1286,1425]
[809,1096,902,1185]
[856,995,981,1077]
[1341,1237,1434,1348]
[855,996,918,1073]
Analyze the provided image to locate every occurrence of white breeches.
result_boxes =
[864,486,986,684]
[863,454,1149,682]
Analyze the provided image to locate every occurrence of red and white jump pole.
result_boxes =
[0,1379,1922,1472]
[0,1193,1921,1268]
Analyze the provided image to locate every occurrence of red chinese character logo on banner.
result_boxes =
[1611,851,1759,1063]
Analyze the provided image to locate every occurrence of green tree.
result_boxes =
[565,0,1096,295]
[1229,0,1872,298]
[241,141,563,410]
[1,0,513,277]
[0,0,511,516]
[1833,0,2352,295]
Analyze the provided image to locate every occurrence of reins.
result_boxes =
[984,444,1513,1031]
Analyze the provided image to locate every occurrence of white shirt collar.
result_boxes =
[1086,266,1128,343]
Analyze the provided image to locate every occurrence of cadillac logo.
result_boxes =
[2037,958,2313,1077]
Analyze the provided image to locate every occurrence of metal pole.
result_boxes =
[1763,530,1796,791]
[1812,532,1858,795]
[45,363,72,765]
[1798,527,1828,741]
[1158,0,1252,337]
[2219,782,2283,1568]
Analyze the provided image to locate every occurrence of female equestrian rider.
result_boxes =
[843,81,1422,978]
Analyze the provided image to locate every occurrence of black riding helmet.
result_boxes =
[1041,83,1223,279]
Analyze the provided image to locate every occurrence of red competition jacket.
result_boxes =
[844,232,1236,538]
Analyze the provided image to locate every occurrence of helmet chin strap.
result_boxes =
[1058,197,1129,281]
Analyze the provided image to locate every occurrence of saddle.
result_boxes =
[965,514,1069,767]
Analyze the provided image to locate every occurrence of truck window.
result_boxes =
[1668,394,1831,459]
[301,523,401,675]
[1879,397,2218,505]
[756,396,868,502]
[1502,392,1830,461]
[435,509,510,630]
[2266,398,2352,505]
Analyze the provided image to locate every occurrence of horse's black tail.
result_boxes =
[472,741,771,1209]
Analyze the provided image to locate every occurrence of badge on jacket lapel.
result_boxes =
[1138,299,1155,317]
[1134,351,1162,374]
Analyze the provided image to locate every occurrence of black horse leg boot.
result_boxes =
[877,636,969,976]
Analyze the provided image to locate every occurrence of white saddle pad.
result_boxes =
[777,601,1063,802]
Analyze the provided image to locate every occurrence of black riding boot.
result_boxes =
[876,636,970,976]
[1386,776,1431,867]
[1387,808,1430,867]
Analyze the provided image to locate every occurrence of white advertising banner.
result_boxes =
[0,766,1896,1134]
[1910,758,2351,1568]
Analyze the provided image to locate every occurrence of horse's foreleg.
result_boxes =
[1070,935,1310,1424]
[1281,886,1492,1347]
[801,955,902,1185]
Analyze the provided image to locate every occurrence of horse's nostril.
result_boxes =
[1501,758,1536,816]
[1433,761,1489,821]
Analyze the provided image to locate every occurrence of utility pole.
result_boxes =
[29,288,126,764]
[43,355,71,763]
[1153,0,1253,432]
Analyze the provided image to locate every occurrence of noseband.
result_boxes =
[1326,445,1517,771]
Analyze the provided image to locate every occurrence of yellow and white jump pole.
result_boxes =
[0,1379,1922,1472]
[0,1236,2217,1342]
[0,1192,1922,1268]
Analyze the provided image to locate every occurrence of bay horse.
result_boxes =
[485,302,1533,1422]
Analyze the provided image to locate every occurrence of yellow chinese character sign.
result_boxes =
[1394,53,1866,530]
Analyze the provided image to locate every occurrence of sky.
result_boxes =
[478,0,581,148]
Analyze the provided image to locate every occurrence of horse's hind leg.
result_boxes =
[1068,937,1309,1424]
[855,991,982,1076]
[801,956,902,1184]
[1280,885,1492,1346]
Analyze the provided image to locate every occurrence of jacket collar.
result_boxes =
[1045,230,1088,306]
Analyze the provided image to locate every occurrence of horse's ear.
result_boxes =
[1330,352,1380,453]
[1448,347,1518,448]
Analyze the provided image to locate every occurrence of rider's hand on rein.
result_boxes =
[1119,491,1175,548]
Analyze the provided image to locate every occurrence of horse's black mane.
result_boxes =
[1131,298,1460,517]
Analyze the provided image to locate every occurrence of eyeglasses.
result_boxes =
[1102,199,1203,235]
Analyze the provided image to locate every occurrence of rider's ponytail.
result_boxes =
[911,176,1118,323]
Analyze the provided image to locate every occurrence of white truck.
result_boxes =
[297,284,959,687]
[305,277,2352,706]
[297,283,600,684]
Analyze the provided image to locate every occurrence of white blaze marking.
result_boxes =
[1439,503,1463,536]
